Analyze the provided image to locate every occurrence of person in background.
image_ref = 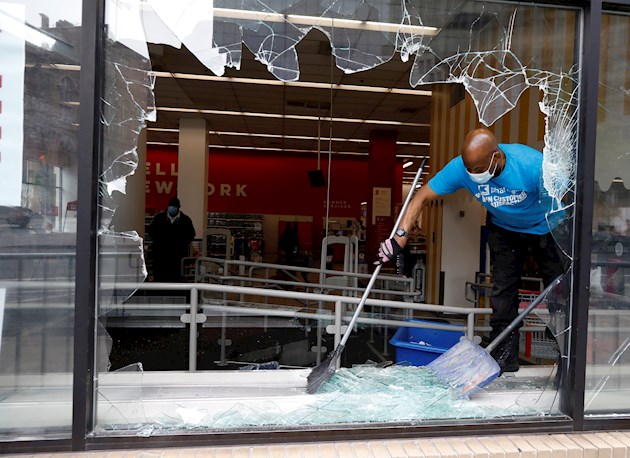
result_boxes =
[147,196,196,283]
[375,128,567,374]
[279,221,300,267]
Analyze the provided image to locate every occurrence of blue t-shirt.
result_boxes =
[428,143,558,235]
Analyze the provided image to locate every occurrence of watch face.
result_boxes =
[396,228,408,237]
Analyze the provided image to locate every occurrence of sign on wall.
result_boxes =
[145,146,368,219]
[0,3,25,207]
[372,187,391,225]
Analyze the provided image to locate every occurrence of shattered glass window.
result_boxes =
[95,0,578,434]
[98,0,154,337]
[585,11,630,415]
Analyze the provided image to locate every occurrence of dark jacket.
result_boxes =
[147,211,196,282]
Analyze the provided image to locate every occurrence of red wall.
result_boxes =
[146,147,385,255]
[146,146,369,217]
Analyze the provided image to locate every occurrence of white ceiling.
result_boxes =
[147,28,434,181]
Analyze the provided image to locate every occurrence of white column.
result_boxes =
[178,118,208,237]
[441,190,483,306]
[112,128,147,237]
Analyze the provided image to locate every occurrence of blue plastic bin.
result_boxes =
[389,319,465,366]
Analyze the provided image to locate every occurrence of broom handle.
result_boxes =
[340,158,428,347]
[485,272,564,353]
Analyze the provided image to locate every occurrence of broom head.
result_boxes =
[306,345,344,394]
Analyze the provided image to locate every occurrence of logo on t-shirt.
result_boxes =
[474,185,528,208]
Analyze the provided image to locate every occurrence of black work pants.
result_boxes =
[487,222,566,338]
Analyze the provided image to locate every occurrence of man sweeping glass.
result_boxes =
[376,128,567,374]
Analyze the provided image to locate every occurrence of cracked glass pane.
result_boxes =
[96,0,578,433]
[585,11,630,415]
[93,362,560,433]
[96,0,155,413]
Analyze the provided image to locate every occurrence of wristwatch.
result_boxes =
[395,227,409,238]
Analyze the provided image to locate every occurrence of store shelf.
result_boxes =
[207,213,264,260]
[207,213,263,236]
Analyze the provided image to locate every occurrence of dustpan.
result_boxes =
[427,273,564,397]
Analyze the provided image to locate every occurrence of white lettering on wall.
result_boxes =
[323,199,351,209]
[146,160,250,199]
[207,182,248,197]
[155,181,173,194]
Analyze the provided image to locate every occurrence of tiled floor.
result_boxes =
[8,431,630,457]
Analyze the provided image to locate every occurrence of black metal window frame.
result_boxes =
[62,0,630,452]
[72,0,104,452]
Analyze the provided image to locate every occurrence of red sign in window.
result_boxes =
[0,74,3,143]
[0,73,3,150]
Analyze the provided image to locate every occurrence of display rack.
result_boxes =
[203,228,232,259]
[206,213,264,260]
[144,215,154,279]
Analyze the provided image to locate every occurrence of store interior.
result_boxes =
[93,9,572,391]
[140,25,431,265]
[2,3,591,435]
[100,6,574,377]
[109,26,441,374]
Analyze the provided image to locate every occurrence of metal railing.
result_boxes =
[0,280,493,373]
[0,250,145,282]
[109,281,492,370]
[191,256,417,301]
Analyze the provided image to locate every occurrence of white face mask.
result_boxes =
[467,151,498,184]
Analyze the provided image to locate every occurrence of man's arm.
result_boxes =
[393,183,440,249]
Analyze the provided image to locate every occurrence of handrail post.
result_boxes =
[467,311,475,339]
[218,312,228,366]
[235,259,244,302]
[189,287,198,371]
[315,301,323,365]
[335,300,343,370]
[265,267,270,305]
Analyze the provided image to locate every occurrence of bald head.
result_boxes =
[462,128,500,173]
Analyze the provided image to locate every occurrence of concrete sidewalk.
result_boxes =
[7,431,630,458]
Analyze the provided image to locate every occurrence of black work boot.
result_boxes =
[490,330,520,374]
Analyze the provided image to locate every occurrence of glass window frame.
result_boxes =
[58,0,630,452]
[580,3,630,428]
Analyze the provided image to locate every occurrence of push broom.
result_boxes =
[426,272,565,397]
[306,158,427,394]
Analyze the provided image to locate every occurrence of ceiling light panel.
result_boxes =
[151,70,432,97]
[147,23,434,160]
[148,127,430,148]
[155,106,429,127]
[211,8,439,36]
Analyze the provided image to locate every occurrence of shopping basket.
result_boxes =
[518,289,559,361]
